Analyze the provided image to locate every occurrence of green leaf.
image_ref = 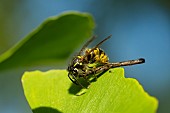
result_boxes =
[0,12,94,71]
[22,68,158,113]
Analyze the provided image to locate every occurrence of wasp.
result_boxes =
[67,35,145,88]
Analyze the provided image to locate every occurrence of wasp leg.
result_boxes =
[92,67,98,80]
[82,74,91,85]
[68,74,85,88]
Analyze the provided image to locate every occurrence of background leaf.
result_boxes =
[22,68,158,113]
[0,12,94,71]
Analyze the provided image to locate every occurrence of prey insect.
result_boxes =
[67,35,145,88]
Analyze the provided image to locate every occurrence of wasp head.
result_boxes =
[67,56,84,85]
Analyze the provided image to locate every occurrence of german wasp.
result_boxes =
[67,35,145,88]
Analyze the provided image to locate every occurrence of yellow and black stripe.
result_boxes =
[85,48,109,64]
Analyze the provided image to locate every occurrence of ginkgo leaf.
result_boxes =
[0,12,94,71]
[22,68,158,113]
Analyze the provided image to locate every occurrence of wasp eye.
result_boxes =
[73,68,78,73]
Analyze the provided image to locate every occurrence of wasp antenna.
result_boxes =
[95,35,112,48]
[83,35,112,59]
[78,35,97,55]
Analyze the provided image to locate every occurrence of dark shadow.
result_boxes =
[68,71,107,95]
[68,78,89,95]
[90,71,106,83]
[33,107,62,113]
[68,83,82,94]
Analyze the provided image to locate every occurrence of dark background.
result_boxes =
[0,0,170,113]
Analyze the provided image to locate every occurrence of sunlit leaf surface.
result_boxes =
[22,68,158,113]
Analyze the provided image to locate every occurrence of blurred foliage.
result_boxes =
[0,0,23,53]
[0,12,94,71]
[156,0,170,9]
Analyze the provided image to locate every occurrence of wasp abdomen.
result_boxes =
[85,48,109,64]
